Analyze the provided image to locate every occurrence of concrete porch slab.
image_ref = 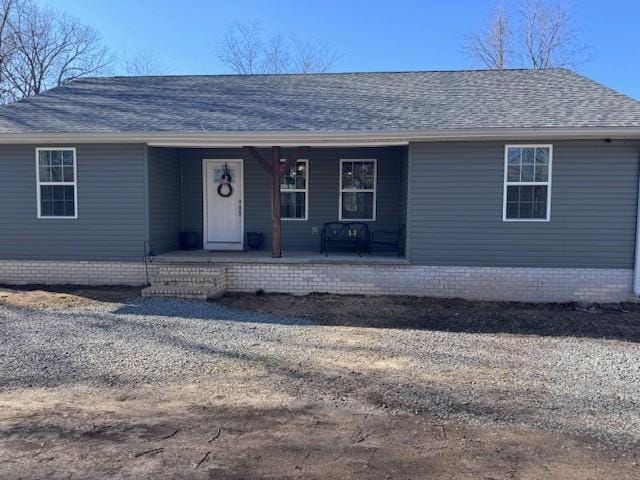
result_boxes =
[147,249,409,266]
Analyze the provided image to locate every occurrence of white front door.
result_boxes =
[203,159,244,250]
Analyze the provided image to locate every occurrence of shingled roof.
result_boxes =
[0,69,638,135]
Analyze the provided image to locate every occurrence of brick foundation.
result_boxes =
[224,264,634,303]
[0,260,147,286]
[0,260,634,303]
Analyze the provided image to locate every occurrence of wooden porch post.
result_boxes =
[244,145,308,259]
[271,146,282,258]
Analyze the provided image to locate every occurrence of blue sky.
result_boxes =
[44,0,640,99]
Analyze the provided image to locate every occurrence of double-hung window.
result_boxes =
[280,159,308,220]
[36,148,77,218]
[340,159,376,221]
[503,145,552,221]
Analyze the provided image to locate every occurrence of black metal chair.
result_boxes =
[371,225,405,257]
[321,222,370,256]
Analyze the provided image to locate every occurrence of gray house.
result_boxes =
[0,69,639,302]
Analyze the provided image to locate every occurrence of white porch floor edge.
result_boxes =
[146,250,409,265]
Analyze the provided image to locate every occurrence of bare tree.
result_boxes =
[520,0,590,69]
[217,21,336,74]
[466,0,591,70]
[0,0,110,102]
[0,0,20,102]
[466,4,512,69]
[119,47,164,76]
[261,33,290,74]
[218,21,264,74]
[290,36,336,74]
[0,0,15,70]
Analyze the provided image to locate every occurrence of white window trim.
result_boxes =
[502,144,552,222]
[339,158,377,221]
[279,158,309,221]
[36,147,78,219]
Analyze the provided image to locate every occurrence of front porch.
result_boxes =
[142,249,411,300]
[144,144,409,299]
[147,145,409,260]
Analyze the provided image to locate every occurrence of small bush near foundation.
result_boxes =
[255,289,265,296]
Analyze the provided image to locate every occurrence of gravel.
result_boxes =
[0,295,639,449]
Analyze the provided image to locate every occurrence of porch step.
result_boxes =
[141,284,222,300]
[143,264,227,299]
[152,271,226,285]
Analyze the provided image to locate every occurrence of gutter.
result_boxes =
[0,127,639,146]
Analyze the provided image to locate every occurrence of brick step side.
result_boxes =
[147,267,225,277]
[143,265,227,299]
[141,284,224,300]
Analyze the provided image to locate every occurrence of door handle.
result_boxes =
[238,199,242,216]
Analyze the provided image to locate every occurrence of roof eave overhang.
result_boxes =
[0,127,638,146]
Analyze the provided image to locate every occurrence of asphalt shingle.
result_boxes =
[0,69,638,134]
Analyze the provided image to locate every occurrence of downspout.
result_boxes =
[634,148,640,297]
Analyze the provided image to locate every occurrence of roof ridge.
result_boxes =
[79,68,572,81]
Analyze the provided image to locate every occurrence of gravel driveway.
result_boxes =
[1,291,638,451]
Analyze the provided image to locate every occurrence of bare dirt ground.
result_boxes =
[0,287,639,479]
[0,285,134,309]
[219,292,640,341]
[1,381,635,480]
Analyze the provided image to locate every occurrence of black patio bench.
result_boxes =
[320,222,370,257]
[371,225,405,257]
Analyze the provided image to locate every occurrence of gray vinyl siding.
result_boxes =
[407,140,640,268]
[148,147,181,254]
[0,144,146,261]
[180,147,406,251]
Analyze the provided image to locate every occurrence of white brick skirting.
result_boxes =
[0,260,634,303]
[224,264,634,303]
[0,260,147,286]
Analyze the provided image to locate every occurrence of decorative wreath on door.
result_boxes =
[217,163,233,197]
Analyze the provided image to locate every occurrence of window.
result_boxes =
[280,159,308,220]
[340,159,377,221]
[36,148,77,218]
[503,145,552,221]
